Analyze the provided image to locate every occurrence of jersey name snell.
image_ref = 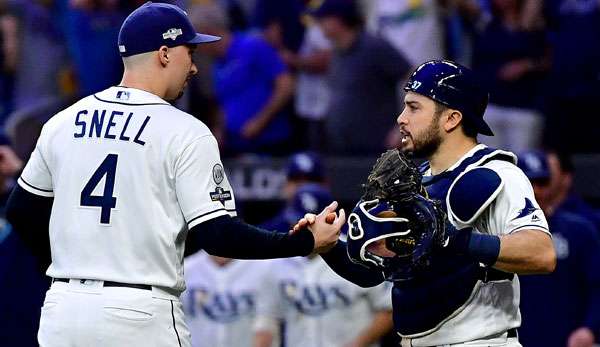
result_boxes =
[74,109,150,146]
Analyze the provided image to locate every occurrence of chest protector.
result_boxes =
[392,147,516,336]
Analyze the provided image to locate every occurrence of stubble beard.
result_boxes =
[410,116,442,159]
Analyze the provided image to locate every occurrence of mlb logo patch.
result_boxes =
[116,91,130,100]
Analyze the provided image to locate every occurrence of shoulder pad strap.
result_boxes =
[446,167,503,226]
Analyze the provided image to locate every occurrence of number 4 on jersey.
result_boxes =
[81,154,118,224]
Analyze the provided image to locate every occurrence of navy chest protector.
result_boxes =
[392,147,517,336]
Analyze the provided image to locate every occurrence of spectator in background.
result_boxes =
[0,139,49,347]
[517,150,600,347]
[10,0,72,116]
[541,0,600,154]
[260,152,328,232]
[0,4,18,123]
[366,0,445,67]
[191,3,295,156]
[182,253,274,347]
[544,150,600,232]
[312,0,410,155]
[251,0,306,53]
[471,0,547,153]
[62,0,128,96]
[283,11,333,151]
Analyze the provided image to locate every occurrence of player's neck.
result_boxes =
[428,136,478,175]
[119,72,167,100]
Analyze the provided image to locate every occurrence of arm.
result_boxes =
[5,185,53,271]
[345,310,393,347]
[242,72,294,139]
[493,229,555,274]
[321,242,385,288]
[186,201,345,259]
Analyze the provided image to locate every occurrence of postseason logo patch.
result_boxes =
[163,28,183,41]
[210,187,232,206]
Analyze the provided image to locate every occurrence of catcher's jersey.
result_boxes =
[18,86,237,292]
[258,256,392,347]
[181,252,274,347]
[399,144,549,346]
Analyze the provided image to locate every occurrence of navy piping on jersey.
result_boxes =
[93,94,170,106]
[19,177,53,193]
[170,300,182,347]
[187,208,236,225]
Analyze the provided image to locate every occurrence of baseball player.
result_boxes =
[4,2,344,347]
[181,253,275,347]
[254,255,393,347]
[296,60,556,346]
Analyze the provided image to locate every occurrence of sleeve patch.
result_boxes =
[447,167,503,225]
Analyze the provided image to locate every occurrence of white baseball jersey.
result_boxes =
[182,252,275,347]
[258,256,392,347]
[18,86,237,292]
[409,144,550,346]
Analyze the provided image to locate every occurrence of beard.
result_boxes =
[406,117,442,159]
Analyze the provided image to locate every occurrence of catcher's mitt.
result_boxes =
[361,149,424,202]
[346,149,446,281]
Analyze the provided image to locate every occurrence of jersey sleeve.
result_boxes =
[175,135,237,229]
[476,161,549,236]
[18,132,53,197]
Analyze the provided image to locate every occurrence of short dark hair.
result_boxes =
[433,102,478,138]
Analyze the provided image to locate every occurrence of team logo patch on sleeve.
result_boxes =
[210,187,232,206]
[212,164,224,184]
[514,198,539,220]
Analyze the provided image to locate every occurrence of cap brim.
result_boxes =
[188,33,221,44]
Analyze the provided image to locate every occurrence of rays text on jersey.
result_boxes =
[74,109,150,146]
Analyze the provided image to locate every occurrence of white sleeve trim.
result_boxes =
[508,225,551,236]
[187,208,237,229]
[17,177,54,197]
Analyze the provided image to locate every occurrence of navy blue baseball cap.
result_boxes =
[285,183,333,224]
[118,2,221,57]
[517,150,551,181]
[286,152,325,181]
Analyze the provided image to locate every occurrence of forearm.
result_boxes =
[5,185,53,270]
[351,310,393,346]
[255,74,293,123]
[187,215,314,259]
[321,242,385,288]
[493,229,556,274]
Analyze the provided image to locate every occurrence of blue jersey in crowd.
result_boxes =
[213,32,291,153]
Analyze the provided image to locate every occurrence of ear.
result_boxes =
[443,109,463,132]
[158,46,169,67]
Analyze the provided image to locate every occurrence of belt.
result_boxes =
[411,328,519,347]
[53,278,151,291]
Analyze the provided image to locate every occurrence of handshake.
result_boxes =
[293,201,346,254]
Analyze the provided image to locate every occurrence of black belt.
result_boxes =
[53,278,151,290]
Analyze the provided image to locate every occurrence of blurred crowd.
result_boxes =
[1,0,600,346]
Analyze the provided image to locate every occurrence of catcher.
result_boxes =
[296,60,556,347]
